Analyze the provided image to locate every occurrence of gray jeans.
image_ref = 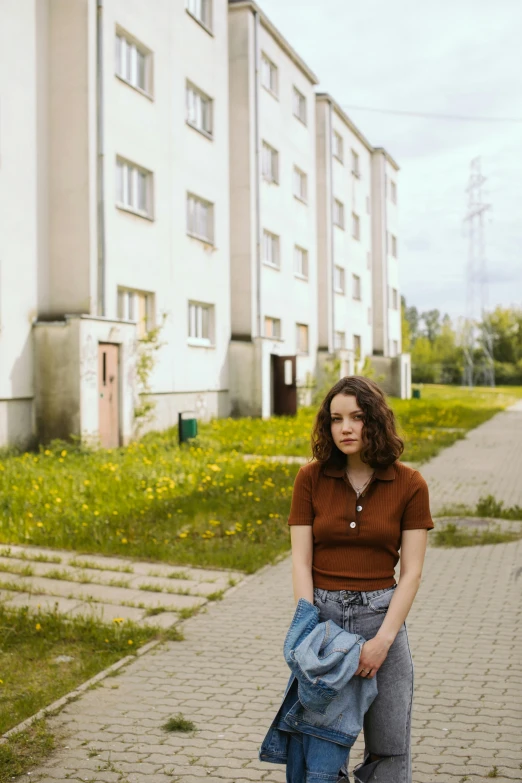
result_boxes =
[313,585,414,783]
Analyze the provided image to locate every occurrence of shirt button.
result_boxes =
[356,505,363,512]
[349,521,356,528]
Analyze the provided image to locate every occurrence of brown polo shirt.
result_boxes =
[288,460,434,591]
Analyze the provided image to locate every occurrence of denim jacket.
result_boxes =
[259,598,378,764]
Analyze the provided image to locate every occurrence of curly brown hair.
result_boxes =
[311,376,404,469]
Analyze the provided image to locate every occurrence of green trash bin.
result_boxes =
[412,389,421,399]
[178,412,198,444]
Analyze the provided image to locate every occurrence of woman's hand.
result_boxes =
[355,637,391,679]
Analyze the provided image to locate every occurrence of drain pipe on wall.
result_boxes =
[96,0,106,316]
[328,99,335,354]
[253,9,262,339]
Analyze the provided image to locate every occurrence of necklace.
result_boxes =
[346,469,374,496]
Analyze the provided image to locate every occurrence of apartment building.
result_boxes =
[228,0,319,417]
[316,94,375,376]
[0,0,231,449]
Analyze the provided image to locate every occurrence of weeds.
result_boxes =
[162,714,197,732]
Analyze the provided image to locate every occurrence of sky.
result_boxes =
[259,0,522,320]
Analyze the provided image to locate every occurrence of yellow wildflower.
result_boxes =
[36,522,44,528]
[121,538,128,544]
[35,623,42,631]
[61,450,67,457]
[128,639,133,645]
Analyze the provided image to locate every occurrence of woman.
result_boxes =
[288,376,434,783]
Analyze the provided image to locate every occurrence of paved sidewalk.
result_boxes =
[10,403,522,782]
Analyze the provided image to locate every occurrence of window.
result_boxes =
[186,82,213,136]
[261,53,278,96]
[118,287,154,339]
[115,31,151,94]
[333,130,343,162]
[390,339,399,357]
[353,334,362,358]
[188,301,214,345]
[367,251,372,270]
[333,199,344,229]
[265,316,281,339]
[334,331,346,350]
[262,141,279,184]
[351,149,360,178]
[352,274,361,300]
[366,196,371,215]
[352,212,360,240]
[391,287,399,310]
[391,234,398,257]
[116,158,153,218]
[390,180,397,204]
[187,193,214,243]
[294,245,308,279]
[368,306,372,325]
[293,166,307,202]
[293,86,307,124]
[334,265,345,293]
[186,0,212,31]
[296,323,309,354]
[262,230,280,268]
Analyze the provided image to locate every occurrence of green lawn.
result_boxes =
[0,384,520,573]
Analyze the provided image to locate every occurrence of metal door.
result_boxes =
[98,343,120,448]
[271,354,297,416]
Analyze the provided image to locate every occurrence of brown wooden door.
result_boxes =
[98,343,120,448]
[271,354,297,416]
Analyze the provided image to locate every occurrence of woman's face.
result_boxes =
[330,393,365,456]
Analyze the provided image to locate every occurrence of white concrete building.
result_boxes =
[228,0,319,417]
[315,94,375,376]
[0,0,231,449]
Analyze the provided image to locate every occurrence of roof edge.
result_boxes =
[373,146,400,172]
[229,1,319,85]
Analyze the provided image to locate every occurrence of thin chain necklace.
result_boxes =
[346,469,374,497]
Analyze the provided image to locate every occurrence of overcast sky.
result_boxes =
[259,0,522,320]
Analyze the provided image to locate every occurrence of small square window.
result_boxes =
[333,199,345,229]
[334,265,345,294]
[353,334,362,358]
[294,245,309,279]
[262,141,279,184]
[186,82,213,136]
[188,300,215,345]
[263,230,280,268]
[352,213,360,240]
[351,150,360,178]
[293,166,307,202]
[187,193,214,243]
[115,30,152,95]
[265,316,281,339]
[293,86,307,124]
[261,53,278,96]
[333,131,343,162]
[391,234,398,257]
[352,274,361,300]
[186,0,212,32]
[334,331,346,350]
[296,323,309,354]
[390,180,397,204]
[118,287,155,339]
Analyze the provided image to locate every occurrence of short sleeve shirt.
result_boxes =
[288,460,434,591]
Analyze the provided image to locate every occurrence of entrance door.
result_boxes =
[271,354,297,416]
[98,343,120,448]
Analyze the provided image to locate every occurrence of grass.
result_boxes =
[162,714,197,732]
[0,602,175,736]
[438,494,522,521]
[0,384,520,573]
[0,719,55,783]
[432,523,522,547]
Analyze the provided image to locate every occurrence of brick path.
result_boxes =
[12,403,522,782]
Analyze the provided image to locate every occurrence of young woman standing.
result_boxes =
[288,376,434,783]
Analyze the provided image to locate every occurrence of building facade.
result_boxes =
[228,0,319,417]
[0,0,408,450]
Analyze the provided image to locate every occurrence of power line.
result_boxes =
[339,104,522,123]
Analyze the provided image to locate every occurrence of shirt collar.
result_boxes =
[322,463,396,481]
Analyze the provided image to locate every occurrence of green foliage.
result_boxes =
[133,313,168,433]
[0,720,55,783]
[432,523,521,547]
[475,494,522,520]
[311,357,341,407]
[163,714,197,732]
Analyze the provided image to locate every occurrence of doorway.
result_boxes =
[98,343,120,448]
[271,354,297,416]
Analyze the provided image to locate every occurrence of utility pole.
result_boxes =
[463,157,495,387]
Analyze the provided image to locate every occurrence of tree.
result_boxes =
[421,309,441,343]
[401,296,412,353]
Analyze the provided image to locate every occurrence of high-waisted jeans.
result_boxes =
[291,585,414,783]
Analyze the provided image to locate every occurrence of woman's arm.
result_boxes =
[357,528,428,677]
[290,525,314,604]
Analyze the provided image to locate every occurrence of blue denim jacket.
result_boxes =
[259,598,378,763]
